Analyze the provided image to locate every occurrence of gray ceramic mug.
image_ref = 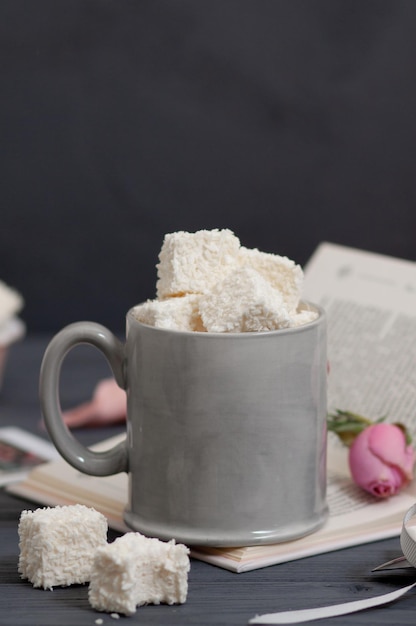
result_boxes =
[40,303,328,547]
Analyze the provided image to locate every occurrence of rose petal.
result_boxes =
[368,424,410,472]
[349,427,387,484]
[366,465,404,497]
[92,378,127,419]
[62,378,127,429]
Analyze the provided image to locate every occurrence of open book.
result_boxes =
[8,242,416,572]
[0,427,58,487]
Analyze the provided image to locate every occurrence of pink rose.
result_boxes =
[62,378,127,428]
[349,423,415,498]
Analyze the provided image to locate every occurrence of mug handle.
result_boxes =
[39,321,129,476]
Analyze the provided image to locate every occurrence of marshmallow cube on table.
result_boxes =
[88,533,190,616]
[0,280,25,392]
[0,280,24,328]
[18,504,108,590]
[0,316,25,391]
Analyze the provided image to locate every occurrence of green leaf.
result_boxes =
[327,409,384,447]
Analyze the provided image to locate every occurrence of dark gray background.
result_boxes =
[2,0,416,333]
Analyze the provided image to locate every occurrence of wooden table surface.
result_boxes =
[1,334,416,626]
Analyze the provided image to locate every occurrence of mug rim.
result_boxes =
[126,300,325,338]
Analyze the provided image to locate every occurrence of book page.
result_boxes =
[0,427,59,486]
[304,242,416,434]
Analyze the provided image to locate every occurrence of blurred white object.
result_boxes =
[0,280,24,327]
[0,317,26,391]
